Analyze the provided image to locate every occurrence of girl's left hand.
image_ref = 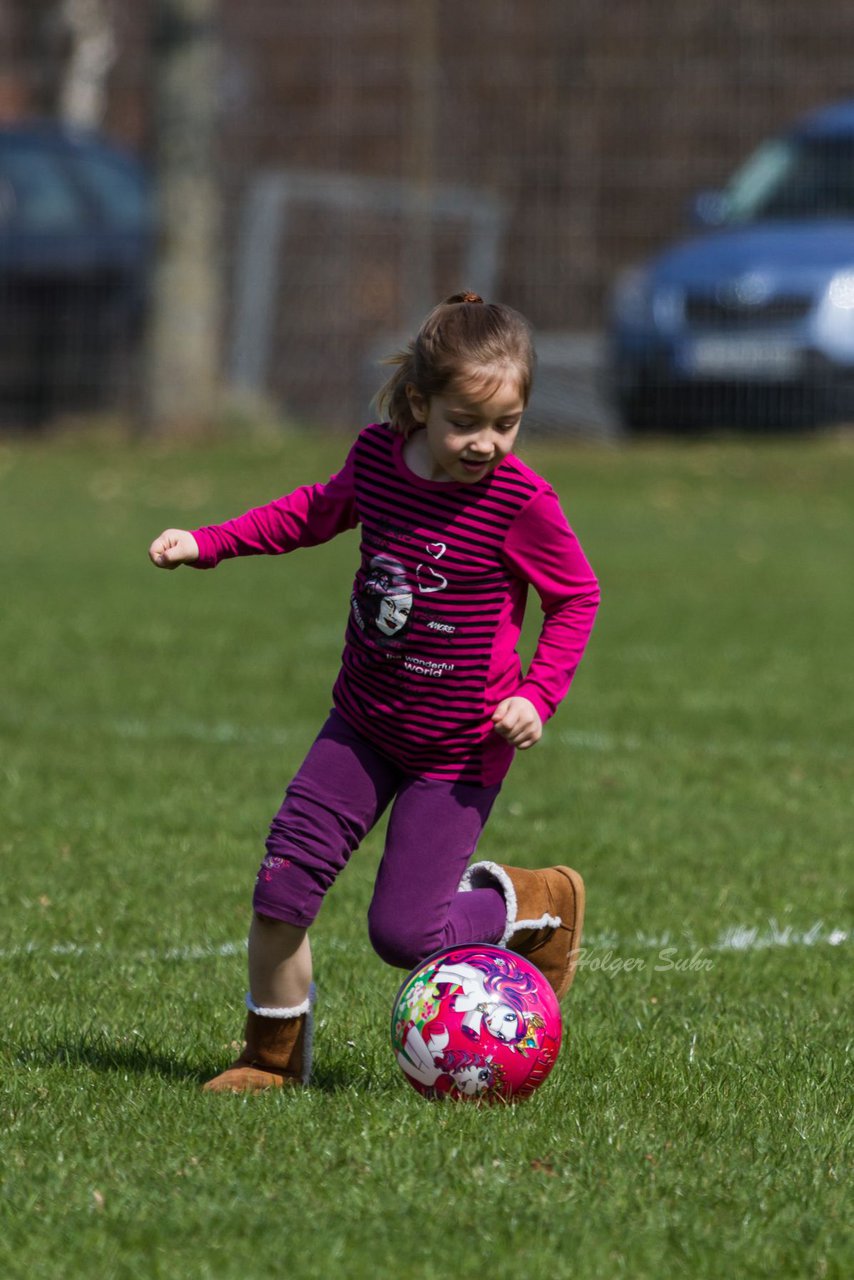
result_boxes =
[491,696,543,750]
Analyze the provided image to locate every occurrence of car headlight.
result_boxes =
[827,272,854,311]
[652,285,684,331]
[813,271,854,360]
[613,269,682,330]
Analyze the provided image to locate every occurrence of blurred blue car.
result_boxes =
[0,122,151,426]
[608,101,854,430]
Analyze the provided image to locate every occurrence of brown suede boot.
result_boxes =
[203,987,315,1093]
[460,862,585,999]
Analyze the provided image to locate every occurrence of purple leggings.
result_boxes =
[254,710,508,969]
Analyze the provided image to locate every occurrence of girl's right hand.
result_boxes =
[148,528,200,569]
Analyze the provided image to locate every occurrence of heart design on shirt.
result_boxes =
[426,541,447,559]
[416,563,448,593]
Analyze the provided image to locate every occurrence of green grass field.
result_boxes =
[1,424,852,1279]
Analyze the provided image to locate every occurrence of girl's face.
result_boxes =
[405,370,525,484]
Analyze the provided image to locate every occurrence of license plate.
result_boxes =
[682,336,803,379]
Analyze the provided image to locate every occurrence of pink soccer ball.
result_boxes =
[390,944,563,1102]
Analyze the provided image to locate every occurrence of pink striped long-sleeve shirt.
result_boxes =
[191,424,599,785]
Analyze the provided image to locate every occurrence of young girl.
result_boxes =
[148,291,599,1093]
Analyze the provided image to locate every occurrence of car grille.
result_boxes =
[684,294,813,329]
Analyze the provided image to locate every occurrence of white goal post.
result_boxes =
[228,169,508,396]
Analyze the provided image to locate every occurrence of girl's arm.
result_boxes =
[188,446,359,569]
[501,488,600,725]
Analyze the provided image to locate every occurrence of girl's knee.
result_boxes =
[367,905,434,971]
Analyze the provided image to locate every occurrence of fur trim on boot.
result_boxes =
[202,984,315,1093]
[460,862,585,999]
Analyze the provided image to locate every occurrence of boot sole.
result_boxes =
[202,1065,300,1093]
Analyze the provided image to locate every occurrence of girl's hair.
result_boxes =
[375,291,536,436]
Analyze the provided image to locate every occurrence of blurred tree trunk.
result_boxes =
[58,0,115,128]
[144,0,221,435]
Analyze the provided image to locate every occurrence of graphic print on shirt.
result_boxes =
[351,538,454,644]
[351,554,414,642]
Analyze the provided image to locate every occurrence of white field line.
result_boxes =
[0,921,847,965]
[5,710,851,761]
[556,727,853,762]
[110,718,302,747]
[112,718,852,760]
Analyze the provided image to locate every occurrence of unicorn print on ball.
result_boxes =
[391,944,563,1102]
[430,954,545,1046]
[396,1020,505,1098]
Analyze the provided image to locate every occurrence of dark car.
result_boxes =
[0,122,151,426]
[608,100,854,431]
